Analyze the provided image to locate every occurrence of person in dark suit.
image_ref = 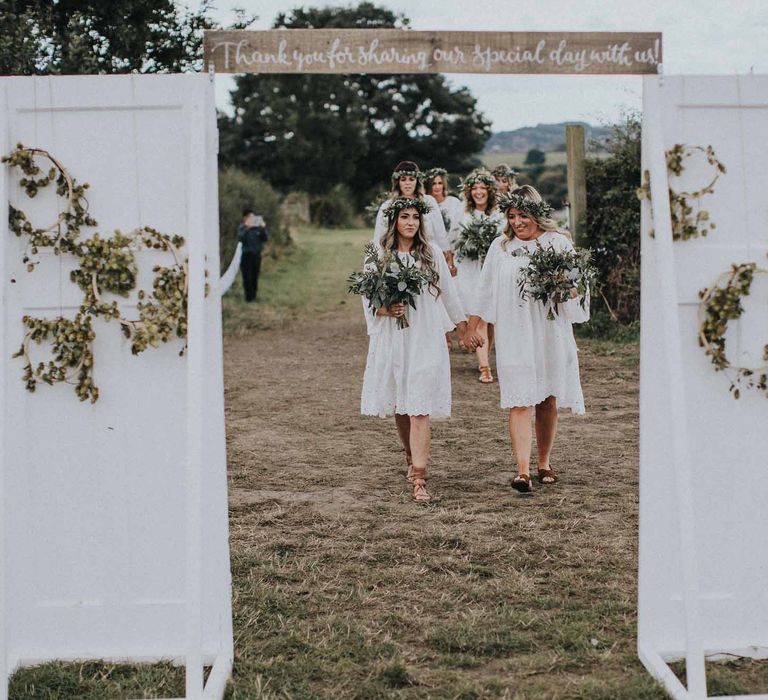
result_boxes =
[237,209,268,302]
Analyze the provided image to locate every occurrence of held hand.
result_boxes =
[463,331,485,353]
[455,322,467,350]
[445,250,458,277]
[552,288,579,304]
[387,302,407,319]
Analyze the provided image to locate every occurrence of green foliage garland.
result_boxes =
[698,262,768,399]
[3,144,191,403]
[637,143,726,241]
[3,146,98,266]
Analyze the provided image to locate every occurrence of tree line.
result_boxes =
[1,1,641,328]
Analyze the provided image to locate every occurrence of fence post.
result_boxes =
[566,124,587,246]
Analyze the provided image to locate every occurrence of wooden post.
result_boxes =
[566,124,587,246]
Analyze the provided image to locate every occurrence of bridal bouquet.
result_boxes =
[348,243,437,329]
[516,243,596,320]
[454,217,501,263]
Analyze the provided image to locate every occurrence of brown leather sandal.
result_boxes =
[406,454,414,483]
[478,365,494,383]
[410,466,431,503]
[511,473,533,493]
[536,467,558,484]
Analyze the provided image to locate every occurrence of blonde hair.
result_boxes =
[462,170,497,215]
[500,185,569,250]
[492,163,519,191]
[379,207,440,297]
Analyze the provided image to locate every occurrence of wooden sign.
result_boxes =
[204,30,662,75]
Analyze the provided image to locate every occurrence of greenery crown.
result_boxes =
[491,164,519,178]
[391,169,423,182]
[497,192,554,219]
[462,171,497,189]
[383,197,432,222]
[424,167,448,180]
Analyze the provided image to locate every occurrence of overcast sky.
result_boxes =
[205,0,768,133]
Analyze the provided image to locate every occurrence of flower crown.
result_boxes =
[383,197,432,222]
[424,167,448,181]
[462,171,497,190]
[491,164,519,179]
[391,168,423,182]
[497,192,554,219]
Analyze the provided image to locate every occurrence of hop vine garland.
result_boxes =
[698,262,768,399]
[3,144,193,403]
[637,144,726,241]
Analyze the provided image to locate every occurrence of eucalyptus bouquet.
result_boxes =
[348,243,437,329]
[515,243,596,320]
[454,217,501,263]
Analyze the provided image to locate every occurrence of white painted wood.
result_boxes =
[0,74,232,700]
[0,81,9,700]
[639,74,768,699]
[642,76,707,698]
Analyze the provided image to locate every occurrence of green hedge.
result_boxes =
[309,184,355,228]
[218,167,289,273]
[584,113,641,324]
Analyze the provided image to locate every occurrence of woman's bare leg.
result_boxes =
[395,413,411,463]
[475,321,490,370]
[508,406,533,476]
[535,396,558,478]
[409,415,430,468]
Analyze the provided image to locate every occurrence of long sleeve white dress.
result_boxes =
[469,231,590,414]
[361,242,466,419]
[454,208,505,311]
[437,195,465,249]
[373,194,451,252]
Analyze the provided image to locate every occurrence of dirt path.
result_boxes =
[221,302,655,699]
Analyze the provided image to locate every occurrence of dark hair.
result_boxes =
[242,208,255,218]
[394,160,419,172]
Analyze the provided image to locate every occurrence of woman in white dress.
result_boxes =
[361,197,469,502]
[425,167,463,348]
[373,161,452,261]
[456,170,505,383]
[491,163,519,194]
[424,167,463,271]
[465,185,589,492]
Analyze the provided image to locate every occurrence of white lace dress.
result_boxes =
[373,194,451,252]
[437,195,465,248]
[454,208,505,311]
[360,243,466,419]
[469,232,590,414]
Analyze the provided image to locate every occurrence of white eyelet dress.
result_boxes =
[360,243,466,419]
[454,208,505,312]
[469,232,590,414]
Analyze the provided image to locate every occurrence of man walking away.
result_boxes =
[238,209,268,302]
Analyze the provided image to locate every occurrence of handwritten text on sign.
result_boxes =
[204,30,662,75]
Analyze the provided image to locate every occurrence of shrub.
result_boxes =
[309,184,355,227]
[218,167,289,273]
[584,113,642,325]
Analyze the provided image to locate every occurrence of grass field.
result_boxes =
[9,227,768,699]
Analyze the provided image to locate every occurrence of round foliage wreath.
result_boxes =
[3,144,192,403]
[637,143,726,241]
[698,262,768,399]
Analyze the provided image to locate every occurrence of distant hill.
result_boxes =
[485,122,611,153]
